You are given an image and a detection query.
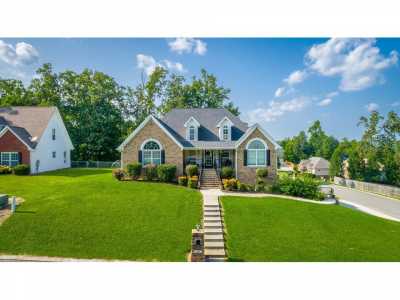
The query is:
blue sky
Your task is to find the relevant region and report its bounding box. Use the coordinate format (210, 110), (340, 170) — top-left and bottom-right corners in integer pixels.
(0, 38), (399, 140)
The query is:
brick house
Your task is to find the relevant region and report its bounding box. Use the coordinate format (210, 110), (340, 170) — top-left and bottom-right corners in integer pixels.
(0, 106), (74, 173)
(118, 108), (280, 185)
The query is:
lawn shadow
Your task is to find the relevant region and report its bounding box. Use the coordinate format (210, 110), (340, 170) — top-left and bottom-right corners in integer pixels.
(15, 210), (36, 214)
(38, 168), (111, 178)
(227, 257), (245, 262)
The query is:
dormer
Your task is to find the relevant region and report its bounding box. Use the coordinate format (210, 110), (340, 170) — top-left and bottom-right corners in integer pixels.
(184, 116), (200, 141)
(216, 116), (233, 141)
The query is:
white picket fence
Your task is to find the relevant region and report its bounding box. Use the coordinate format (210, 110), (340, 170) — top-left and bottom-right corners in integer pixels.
(334, 176), (400, 199)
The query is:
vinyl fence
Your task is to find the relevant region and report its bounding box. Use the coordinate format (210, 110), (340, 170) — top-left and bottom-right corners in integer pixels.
(72, 161), (120, 169)
(334, 176), (400, 199)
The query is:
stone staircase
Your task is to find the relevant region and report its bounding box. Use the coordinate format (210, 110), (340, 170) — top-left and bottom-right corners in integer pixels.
(203, 192), (226, 262)
(200, 168), (221, 189)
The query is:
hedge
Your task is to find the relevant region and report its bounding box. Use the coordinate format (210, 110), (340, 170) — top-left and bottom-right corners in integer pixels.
(157, 164), (177, 182)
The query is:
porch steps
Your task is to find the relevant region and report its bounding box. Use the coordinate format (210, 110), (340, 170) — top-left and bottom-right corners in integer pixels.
(200, 169), (221, 189)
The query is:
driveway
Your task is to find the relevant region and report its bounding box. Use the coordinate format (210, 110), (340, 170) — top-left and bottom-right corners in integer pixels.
(330, 185), (400, 221)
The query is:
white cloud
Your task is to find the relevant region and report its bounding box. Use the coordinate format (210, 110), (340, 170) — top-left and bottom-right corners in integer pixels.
(136, 54), (157, 75)
(162, 60), (186, 73)
(284, 69), (308, 85)
(317, 98), (332, 106)
(306, 38), (398, 91)
(326, 91), (339, 98)
(366, 102), (379, 112)
(136, 54), (185, 75)
(0, 40), (39, 66)
(246, 97), (309, 123)
(168, 38), (207, 55)
(391, 101), (400, 107)
(274, 87), (285, 97)
(194, 39), (207, 55)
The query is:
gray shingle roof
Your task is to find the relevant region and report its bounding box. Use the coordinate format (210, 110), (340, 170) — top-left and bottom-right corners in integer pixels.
(0, 106), (57, 149)
(160, 108), (248, 148)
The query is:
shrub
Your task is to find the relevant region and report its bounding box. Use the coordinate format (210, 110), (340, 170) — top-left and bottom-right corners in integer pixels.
(0, 165), (12, 175)
(220, 166), (234, 179)
(256, 167), (268, 178)
(223, 178), (239, 191)
(157, 164), (177, 182)
(238, 182), (251, 192)
(275, 176), (323, 200)
(13, 164), (30, 175)
(185, 164), (198, 177)
(127, 163), (142, 179)
(112, 168), (125, 181)
(255, 182), (265, 192)
(188, 176), (198, 188)
(143, 164), (158, 181)
(178, 176), (188, 186)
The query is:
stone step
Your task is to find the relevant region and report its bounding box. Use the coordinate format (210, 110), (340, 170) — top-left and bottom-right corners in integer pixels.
(204, 234), (224, 242)
(204, 212), (221, 217)
(205, 248), (225, 257)
(204, 216), (221, 222)
(203, 221), (223, 229)
(204, 241), (225, 249)
(204, 208), (220, 212)
(204, 228), (223, 235)
(206, 257), (226, 262)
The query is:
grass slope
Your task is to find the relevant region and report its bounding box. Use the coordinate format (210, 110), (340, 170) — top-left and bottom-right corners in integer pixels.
(221, 196), (400, 262)
(0, 168), (201, 261)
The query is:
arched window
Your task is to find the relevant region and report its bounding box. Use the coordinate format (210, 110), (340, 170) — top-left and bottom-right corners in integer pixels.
(142, 140), (162, 165)
(223, 125), (229, 140)
(189, 126), (195, 141)
(246, 139), (266, 166)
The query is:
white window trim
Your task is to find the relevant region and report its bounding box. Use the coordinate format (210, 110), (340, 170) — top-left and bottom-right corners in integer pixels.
(141, 138), (163, 165)
(217, 118), (232, 141)
(245, 138), (268, 168)
(222, 125), (229, 140)
(189, 126), (196, 141)
(0, 152), (19, 167)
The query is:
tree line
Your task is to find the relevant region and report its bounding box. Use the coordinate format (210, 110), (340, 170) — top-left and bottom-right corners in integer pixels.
(280, 111), (400, 187)
(0, 64), (239, 161)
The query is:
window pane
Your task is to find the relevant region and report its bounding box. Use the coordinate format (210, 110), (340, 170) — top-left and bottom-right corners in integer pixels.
(257, 150), (266, 165)
(247, 150), (257, 165)
(152, 151), (161, 159)
(153, 158), (161, 165)
(143, 151), (151, 165)
(248, 140), (265, 149)
(144, 141), (159, 150)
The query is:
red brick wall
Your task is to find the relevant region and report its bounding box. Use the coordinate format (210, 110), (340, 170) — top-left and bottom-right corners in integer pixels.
(0, 130), (30, 165)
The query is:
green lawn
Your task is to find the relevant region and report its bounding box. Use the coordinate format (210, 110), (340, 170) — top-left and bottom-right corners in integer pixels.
(0, 168), (202, 261)
(221, 196), (400, 262)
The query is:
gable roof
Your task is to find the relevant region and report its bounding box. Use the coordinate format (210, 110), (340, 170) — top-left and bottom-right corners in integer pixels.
(299, 157), (330, 170)
(161, 108), (248, 142)
(235, 123), (281, 149)
(117, 115), (184, 151)
(0, 106), (58, 149)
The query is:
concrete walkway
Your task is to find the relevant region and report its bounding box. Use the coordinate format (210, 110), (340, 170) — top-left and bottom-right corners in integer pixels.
(200, 189), (226, 262)
(331, 185), (400, 222)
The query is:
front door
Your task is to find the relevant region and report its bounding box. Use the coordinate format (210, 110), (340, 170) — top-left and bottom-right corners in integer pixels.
(204, 150), (213, 168)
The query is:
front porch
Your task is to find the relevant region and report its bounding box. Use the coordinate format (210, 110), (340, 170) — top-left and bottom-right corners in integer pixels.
(183, 149), (235, 172)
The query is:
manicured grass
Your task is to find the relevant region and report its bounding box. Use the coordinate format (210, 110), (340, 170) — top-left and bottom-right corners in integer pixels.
(221, 196), (400, 262)
(0, 169), (202, 261)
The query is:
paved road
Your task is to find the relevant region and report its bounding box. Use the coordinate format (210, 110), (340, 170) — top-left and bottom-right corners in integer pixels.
(330, 185), (400, 220)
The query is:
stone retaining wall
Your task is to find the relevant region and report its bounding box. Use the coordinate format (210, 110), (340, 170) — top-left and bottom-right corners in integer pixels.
(334, 176), (400, 199)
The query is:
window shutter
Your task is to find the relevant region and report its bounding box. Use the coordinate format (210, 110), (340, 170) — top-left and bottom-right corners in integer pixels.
(19, 152), (23, 164)
(161, 150), (165, 164)
(243, 150), (247, 166)
(267, 150), (271, 166)
(138, 150), (142, 163)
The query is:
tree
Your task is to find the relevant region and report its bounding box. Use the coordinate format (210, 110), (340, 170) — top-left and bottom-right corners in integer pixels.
(0, 79), (32, 106)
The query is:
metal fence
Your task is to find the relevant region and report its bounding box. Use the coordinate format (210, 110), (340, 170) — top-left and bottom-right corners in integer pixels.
(334, 176), (400, 199)
(72, 161), (120, 169)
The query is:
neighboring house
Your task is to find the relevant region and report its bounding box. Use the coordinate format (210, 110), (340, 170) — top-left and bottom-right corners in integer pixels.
(279, 160), (294, 172)
(0, 106), (74, 174)
(298, 156), (330, 177)
(118, 108), (280, 184)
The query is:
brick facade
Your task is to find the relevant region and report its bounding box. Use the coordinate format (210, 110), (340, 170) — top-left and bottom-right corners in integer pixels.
(0, 130), (30, 165)
(121, 119), (184, 176)
(236, 128), (277, 184)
